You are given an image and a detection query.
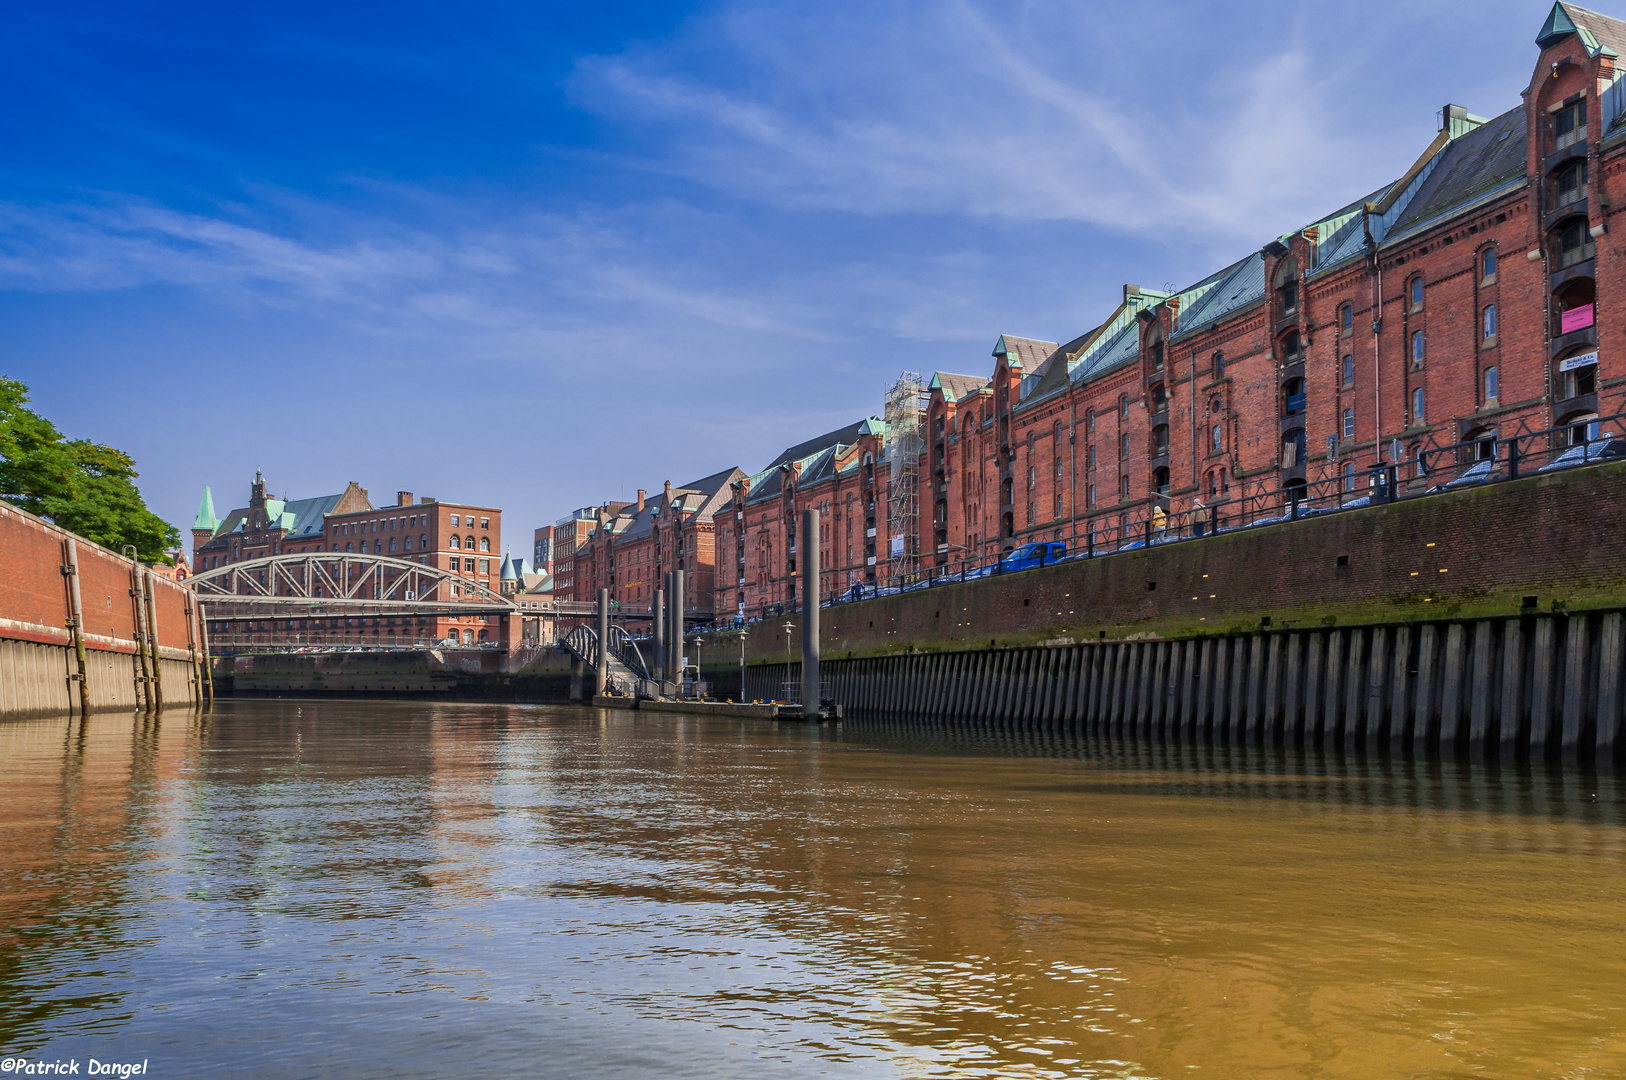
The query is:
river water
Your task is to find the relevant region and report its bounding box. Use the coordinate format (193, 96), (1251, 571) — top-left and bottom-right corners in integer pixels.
(2, 701), (1625, 1078)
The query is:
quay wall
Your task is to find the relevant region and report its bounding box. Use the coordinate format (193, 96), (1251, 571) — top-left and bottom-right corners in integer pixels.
(1, 500), (205, 718)
(213, 647), (573, 701)
(746, 609), (1626, 764)
(716, 461), (1626, 664)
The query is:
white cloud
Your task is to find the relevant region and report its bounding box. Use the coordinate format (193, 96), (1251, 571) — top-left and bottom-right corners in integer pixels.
(572, 0), (1510, 245)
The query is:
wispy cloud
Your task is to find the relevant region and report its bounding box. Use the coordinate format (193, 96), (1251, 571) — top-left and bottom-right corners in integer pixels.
(572, 0), (1483, 244)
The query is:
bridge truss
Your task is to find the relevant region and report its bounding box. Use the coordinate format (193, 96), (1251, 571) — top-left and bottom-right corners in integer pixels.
(187, 552), (518, 652)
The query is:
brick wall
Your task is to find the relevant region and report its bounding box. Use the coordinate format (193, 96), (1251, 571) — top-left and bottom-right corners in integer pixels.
(711, 460), (1626, 665)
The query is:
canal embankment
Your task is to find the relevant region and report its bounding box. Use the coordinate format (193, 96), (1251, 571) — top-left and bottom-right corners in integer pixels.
(1, 499), (205, 717)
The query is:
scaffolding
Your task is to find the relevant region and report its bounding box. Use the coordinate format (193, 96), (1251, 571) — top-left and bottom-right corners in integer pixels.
(884, 371), (926, 582)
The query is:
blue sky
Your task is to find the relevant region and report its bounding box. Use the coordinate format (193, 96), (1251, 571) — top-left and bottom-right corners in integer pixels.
(0, 0), (1547, 549)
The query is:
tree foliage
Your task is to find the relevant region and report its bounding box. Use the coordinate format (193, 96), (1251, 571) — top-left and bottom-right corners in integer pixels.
(0, 377), (179, 562)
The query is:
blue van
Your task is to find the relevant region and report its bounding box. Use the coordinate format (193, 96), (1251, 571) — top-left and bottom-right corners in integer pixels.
(995, 541), (1066, 573)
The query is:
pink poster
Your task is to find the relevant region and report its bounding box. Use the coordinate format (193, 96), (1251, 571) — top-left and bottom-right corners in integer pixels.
(1561, 304), (1595, 334)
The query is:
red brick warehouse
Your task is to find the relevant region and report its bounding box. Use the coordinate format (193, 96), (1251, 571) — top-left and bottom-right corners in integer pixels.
(921, 2), (1626, 566)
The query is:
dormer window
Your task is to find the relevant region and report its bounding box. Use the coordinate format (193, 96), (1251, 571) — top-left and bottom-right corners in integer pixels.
(1554, 98), (1587, 152)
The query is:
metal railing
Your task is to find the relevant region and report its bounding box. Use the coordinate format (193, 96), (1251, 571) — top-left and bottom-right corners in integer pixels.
(715, 399), (1626, 625)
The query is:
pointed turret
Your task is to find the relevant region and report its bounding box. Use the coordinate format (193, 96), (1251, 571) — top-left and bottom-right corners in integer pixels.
(193, 486), (219, 533)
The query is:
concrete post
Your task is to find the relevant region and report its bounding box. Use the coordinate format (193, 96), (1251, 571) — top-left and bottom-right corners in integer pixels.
(670, 569), (685, 686)
(596, 588), (610, 697)
(801, 508), (820, 716)
(62, 539), (92, 718)
(652, 587), (665, 685)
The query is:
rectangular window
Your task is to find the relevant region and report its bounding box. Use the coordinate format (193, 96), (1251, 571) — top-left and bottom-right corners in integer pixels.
(1120, 433), (1130, 459)
(480, 559), (490, 573)
(1343, 408), (1355, 440)
(1412, 386), (1426, 424)
(1411, 330), (1425, 366)
(1054, 492), (1064, 517)
(1483, 304), (1498, 340)
(481, 517), (490, 529)
(1483, 248), (1496, 279)
(451, 515), (461, 527)
(1485, 366), (1499, 402)
(1344, 462), (1358, 493)
(1343, 354), (1354, 387)
(1087, 445), (1096, 469)
(1028, 466), (1036, 489)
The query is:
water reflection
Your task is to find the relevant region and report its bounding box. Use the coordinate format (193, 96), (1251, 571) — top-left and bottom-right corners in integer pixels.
(0, 702), (1622, 1078)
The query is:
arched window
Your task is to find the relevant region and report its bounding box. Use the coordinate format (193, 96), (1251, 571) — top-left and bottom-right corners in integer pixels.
(1409, 276), (1424, 310)
(1483, 305), (1498, 340)
(1339, 304), (1352, 335)
(1411, 386), (1426, 424)
(450, 535), (461, 549)
(1482, 248), (1497, 280)
(1086, 408), (1095, 432)
(1119, 475), (1130, 500)
(1213, 351), (1225, 377)
(405, 536), (413, 551)
(1119, 394), (1130, 418)
(480, 537), (490, 552)
(465, 535), (476, 549)
(374, 539), (383, 553)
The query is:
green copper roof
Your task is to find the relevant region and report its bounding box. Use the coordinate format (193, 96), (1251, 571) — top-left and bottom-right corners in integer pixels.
(1538, 3), (1613, 56)
(1539, 3), (1581, 47)
(193, 486), (219, 532)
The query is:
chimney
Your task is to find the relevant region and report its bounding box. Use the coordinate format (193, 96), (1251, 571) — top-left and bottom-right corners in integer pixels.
(397, 491), (414, 507)
(637, 489), (646, 512)
(663, 480), (672, 505)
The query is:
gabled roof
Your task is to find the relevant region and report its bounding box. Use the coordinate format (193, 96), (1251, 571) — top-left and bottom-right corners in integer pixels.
(929, 372), (990, 402)
(763, 419), (875, 472)
(1540, 3), (1626, 56)
(992, 335), (1058, 370)
(1171, 255), (1265, 341)
(1383, 105), (1527, 243)
(680, 466), (745, 498)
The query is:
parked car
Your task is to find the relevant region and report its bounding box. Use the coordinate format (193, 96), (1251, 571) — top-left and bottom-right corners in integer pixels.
(994, 542), (1066, 573)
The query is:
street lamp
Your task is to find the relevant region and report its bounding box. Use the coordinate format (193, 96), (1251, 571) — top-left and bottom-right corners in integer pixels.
(783, 622), (794, 700)
(738, 628), (747, 701)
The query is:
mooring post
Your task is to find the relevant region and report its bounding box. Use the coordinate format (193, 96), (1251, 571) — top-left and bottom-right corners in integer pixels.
(127, 552), (152, 713)
(670, 569), (685, 687)
(62, 539), (92, 718)
(596, 588), (609, 697)
(652, 587), (666, 689)
(143, 568), (164, 714)
(196, 601), (215, 710)
(801, 508), (821, 718)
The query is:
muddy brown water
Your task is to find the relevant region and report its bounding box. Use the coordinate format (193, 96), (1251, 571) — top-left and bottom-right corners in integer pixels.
(1, 700), (1622, 1077)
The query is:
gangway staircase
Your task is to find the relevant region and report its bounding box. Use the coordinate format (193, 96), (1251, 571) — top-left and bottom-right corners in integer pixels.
(560, 624), (654, 698)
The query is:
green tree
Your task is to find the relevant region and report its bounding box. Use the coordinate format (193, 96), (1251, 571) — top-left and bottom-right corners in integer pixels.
(0, 377), (179, 562)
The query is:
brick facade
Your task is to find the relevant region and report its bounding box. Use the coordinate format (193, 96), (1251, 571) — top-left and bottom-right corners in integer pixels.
(549, 4), (1626, 627)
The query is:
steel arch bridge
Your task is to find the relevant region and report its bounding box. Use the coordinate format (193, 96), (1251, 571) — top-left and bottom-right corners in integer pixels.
(186, 553), (520, 653)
